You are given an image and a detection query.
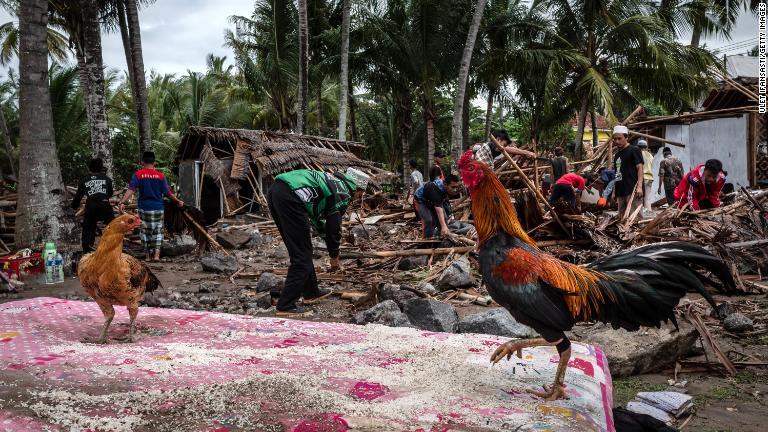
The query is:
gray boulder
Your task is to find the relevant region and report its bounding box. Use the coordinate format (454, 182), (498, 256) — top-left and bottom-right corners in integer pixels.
(723, 313), (754, 333)
(378, 284), (419, 309)
(197, 281), (220, 293)
(349, 225), (371, 242)
(216, 229), (252, 249)
(458, 309), (537, 338)
(403, 298), (458, 333)
(415, 282), (438, 296)
(256, 272), (285, 293)
(270, 243), (289, 259)
(352, 300), (411, 327)
(200, 253), (239, 273)
(397, 255), (428, 270)
(245, 232), (273, 248)
(161, 235), (196, 257)
(436, 256), (475, 290)
(571, 322), (698, 378)
(710, 302), (735, 319)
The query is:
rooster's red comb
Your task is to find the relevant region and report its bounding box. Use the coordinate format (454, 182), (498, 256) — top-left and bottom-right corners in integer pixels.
(458, 149), (475, 170)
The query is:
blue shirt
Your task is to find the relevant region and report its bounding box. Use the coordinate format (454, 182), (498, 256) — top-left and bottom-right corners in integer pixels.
(414, 178), (444, 204)
(129, 168), (173, 211)
(600, 169), (616, 184)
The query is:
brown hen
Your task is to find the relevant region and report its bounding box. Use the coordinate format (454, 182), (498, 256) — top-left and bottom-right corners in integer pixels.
(78, 214), (161, 343)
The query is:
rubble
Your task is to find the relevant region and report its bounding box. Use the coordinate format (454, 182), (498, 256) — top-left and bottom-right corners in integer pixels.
(436, 256), (475, 290)
(216, 229), (252, 249)
(403, 298), (458, 333)
(200, 253), (239, 273)
(723, 313), (754, 333)
(161, 235), (197, 257)
(378, 284), (419, 309)
(255, 272), (285, 293)
(351, 300), (412, 327)
(458, 308), (537, 339)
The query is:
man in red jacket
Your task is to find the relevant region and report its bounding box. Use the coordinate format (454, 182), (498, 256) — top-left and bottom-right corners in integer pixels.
(674, 159), (726, 210)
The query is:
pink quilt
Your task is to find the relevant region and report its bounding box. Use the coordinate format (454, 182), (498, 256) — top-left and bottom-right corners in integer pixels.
(0, 298), (614, 431)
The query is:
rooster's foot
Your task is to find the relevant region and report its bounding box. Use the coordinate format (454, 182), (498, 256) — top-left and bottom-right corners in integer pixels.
(526, 383), (568, 401)
(490, 341), (525, 364)
(81, 336), (108, 344)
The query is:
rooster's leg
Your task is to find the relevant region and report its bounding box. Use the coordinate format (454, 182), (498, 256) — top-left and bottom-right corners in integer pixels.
(83, 303), (114, 344)
(116, 306), (139, 342)
(490, 338), (550, 363)
(526, 339), (570, 401)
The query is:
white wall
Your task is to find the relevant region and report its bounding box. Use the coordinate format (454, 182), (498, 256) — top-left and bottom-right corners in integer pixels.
(663, 116), (749, 190)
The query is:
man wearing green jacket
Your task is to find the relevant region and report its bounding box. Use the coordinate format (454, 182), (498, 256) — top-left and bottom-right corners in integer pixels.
(267, 167), (370, 315)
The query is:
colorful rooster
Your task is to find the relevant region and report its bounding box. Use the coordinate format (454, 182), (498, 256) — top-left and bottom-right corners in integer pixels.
(458, 150), (735, 400)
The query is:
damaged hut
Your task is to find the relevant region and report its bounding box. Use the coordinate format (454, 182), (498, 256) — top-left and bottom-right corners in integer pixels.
(175, 127), (390, 223)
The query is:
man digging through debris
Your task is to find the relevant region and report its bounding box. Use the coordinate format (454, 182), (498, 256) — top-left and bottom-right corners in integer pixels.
(267, 167), (369, 316)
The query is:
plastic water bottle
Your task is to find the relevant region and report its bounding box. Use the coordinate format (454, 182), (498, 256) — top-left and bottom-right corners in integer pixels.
(43, 242), (56, 285)
(55, 253), (64, 284)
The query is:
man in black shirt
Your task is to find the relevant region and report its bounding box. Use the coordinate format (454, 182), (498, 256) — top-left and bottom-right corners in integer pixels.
(611, 126), (644, 220)
(71, 158), (115, 252)
(550, 146), (568, 182)
(413, 174), (461, 238)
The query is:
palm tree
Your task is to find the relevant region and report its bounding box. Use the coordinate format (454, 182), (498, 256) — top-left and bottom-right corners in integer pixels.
(296, 0), (309, 134)
(123, 0), (152, 156)
(227, 0), (298, 131)
(0, 21), (69, 66)
(16, 0), (74, 248)
(337, 0), (351, 140)
(450, 0), (487, 162)
(80, 0), (112, 175)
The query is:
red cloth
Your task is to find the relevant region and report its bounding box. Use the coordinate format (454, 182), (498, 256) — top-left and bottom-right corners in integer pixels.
(555, 173), (586, 191)
(674, 164), (725, 210)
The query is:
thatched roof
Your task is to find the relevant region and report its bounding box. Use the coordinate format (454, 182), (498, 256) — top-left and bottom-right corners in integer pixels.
(177, 127), (376, 177)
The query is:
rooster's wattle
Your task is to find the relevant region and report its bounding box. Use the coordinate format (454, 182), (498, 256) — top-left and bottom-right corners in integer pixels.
(458, 150), (735, 400)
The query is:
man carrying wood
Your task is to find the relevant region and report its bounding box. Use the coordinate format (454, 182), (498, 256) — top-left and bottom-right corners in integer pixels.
(267, 168), (369, 315)
(71, 158), (114, 253)
(118, 151), (185, 262)
(413, 174), (461, 238)
(611, 125), (644, 220)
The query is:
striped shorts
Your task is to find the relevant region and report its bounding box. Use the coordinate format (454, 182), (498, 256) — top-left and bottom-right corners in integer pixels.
(137, 209), (164, 252)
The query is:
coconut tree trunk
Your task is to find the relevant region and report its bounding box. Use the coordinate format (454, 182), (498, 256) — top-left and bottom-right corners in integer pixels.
(348, 90), (358, 142)
(297, 0), (309, 134)
(337, 0), (351, 140)
(16, 0), (75, 248)
(125, 0), (152, 155)
(81, 0), (112, 176)
(398, 92), (412, 184)
(574, 95), (589, 160)
(590, 108), (598, 152)
(0, 107), (16, 178)
(75, 47), (93, 123)
(116, 0), (139, 137)
(425, 107), (436, 174)
(484, 87), (494, 139)
(450, 0), (487, 163)
(690, 27), (701, 47)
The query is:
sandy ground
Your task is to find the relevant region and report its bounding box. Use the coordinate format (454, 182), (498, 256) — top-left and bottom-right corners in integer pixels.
(2, 254), (767, 431)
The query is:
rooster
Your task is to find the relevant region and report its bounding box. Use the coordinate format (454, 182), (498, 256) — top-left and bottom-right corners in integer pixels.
(78, 214), (161, 343)
(458, 150), (735, 400)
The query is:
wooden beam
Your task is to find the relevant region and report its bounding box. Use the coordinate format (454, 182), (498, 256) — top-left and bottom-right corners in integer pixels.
(629, 130), (685, 148)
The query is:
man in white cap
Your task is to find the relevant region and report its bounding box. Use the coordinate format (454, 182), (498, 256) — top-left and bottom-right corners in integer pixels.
(611, 125), (644, 220)
(636, 139), (655, 212)
(267, 167), (369, 315)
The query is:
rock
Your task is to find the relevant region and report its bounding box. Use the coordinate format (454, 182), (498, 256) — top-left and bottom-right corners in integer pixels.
(710, 302), (735, 319)
(397, 255), (428, 270)
(571, 322), (698, 378)
(197, 281), (220, 293)
(216, 229), (252, 249)
(270, 243), (289, 259)
(200, 253), (239, 273)
(458, 309), (537, 339)
(403, 298), (458, 333)
(256, 272), (285, 293)
(352, 300), (412, 327)
(199, 295), (217, 306)
(349, 225), (371, 241)
(312, 238), (325, 258)
(161, 235), (196, 257)
(245, 231), (273, 248)
(436, 256), (475, 290)
(723, 313), (754, 333)
(142, 292), (162, 307)
(415, 282), (438, 296)
(378, 284), (419, 309)
(379, 223), (397, 235)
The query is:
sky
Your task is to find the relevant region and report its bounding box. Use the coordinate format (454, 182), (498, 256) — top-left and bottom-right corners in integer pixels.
(0, 1), (760, 77)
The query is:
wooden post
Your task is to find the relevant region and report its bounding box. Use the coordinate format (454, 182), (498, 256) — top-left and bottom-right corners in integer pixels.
(489, 135), (570, 236)
(532, 137), (539, 190)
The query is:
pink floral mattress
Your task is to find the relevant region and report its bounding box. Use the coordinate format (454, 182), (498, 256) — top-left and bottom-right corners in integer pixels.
(0, 298), (614, 431)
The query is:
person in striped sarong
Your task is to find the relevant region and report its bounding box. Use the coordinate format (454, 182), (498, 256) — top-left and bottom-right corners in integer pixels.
(118, 152), (184, 262)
